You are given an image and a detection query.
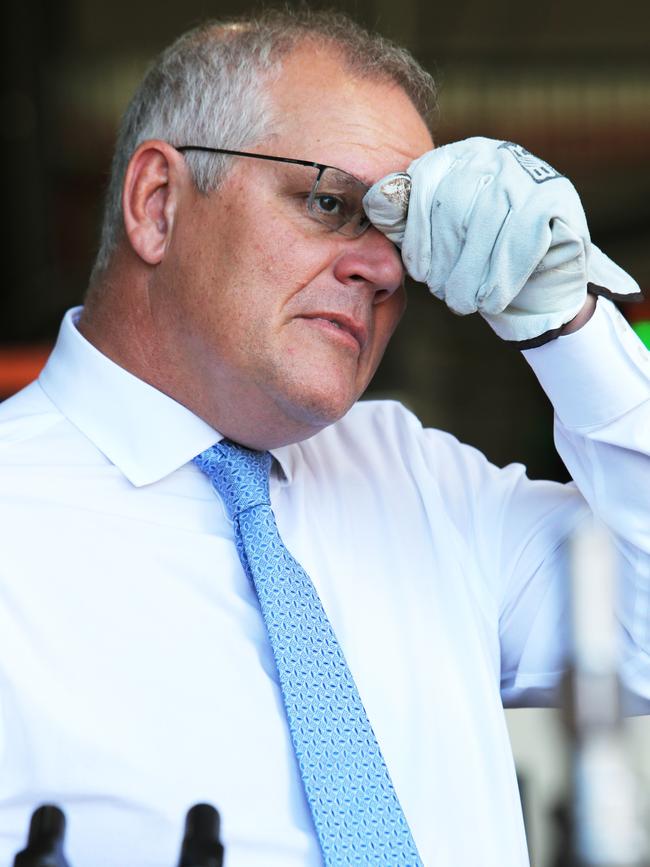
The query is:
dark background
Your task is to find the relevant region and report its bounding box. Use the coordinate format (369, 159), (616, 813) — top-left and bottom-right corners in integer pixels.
(2, 0), (649, 479)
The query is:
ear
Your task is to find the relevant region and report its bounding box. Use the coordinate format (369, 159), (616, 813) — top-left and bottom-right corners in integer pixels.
(122, 140), (187, 265)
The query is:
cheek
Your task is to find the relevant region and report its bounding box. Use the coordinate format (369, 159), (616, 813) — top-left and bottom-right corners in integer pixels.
(375, 288), (407, 346)
(254, 228), (340, 303)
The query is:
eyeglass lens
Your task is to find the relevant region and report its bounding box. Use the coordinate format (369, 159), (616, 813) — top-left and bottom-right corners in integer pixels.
(308, 167), (370, 237)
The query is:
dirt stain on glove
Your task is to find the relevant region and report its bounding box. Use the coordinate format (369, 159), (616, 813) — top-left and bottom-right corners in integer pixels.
(378, 173), (411, 214)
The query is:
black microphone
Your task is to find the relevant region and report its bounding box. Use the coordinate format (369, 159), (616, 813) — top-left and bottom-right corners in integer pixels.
(176, 803), (224, 867)
(12, 805), (72, 867)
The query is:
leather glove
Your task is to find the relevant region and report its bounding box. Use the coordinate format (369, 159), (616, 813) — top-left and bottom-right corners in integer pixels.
(363, 137), (643, 347)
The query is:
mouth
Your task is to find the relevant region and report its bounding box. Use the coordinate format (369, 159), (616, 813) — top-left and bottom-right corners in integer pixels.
(298, 313), (368, 352)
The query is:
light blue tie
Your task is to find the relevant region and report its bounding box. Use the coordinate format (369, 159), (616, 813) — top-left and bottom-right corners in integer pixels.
(194, 440), (422, 866)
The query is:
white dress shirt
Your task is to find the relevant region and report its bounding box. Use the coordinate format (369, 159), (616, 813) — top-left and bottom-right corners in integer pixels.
(0, 300), (648, 867)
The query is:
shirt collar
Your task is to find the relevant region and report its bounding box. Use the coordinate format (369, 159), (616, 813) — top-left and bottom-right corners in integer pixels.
(39, 307), (293, 487)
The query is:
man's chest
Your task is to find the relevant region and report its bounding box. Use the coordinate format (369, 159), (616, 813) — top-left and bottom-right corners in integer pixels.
(0, 470), (523, 866)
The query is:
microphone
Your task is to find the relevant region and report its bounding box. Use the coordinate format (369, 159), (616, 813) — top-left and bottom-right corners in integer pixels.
(12, 805), (72, 867)
(176, 803), (224, 867)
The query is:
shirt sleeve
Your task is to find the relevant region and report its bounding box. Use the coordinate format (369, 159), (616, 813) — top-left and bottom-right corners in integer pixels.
(503, 297), (650, 708)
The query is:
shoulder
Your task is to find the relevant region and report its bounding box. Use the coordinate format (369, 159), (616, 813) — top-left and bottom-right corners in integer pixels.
(308, 397), (483, 462)
(0, 380), (102, 474)
(295, 398), (570, 520)
(295, 397), (489, 487)
(0, 382), (63, 457)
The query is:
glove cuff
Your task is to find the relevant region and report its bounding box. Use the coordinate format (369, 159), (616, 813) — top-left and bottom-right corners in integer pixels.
(504, 322), (577, 351)
(504, 282), (646, 351)
(587, 281), (645, 305)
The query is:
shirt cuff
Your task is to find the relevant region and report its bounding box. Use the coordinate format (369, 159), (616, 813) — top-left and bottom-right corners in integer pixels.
(522, 298), (650, 430)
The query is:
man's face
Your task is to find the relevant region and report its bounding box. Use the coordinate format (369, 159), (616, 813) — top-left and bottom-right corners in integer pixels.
(159, 46), (433, 447)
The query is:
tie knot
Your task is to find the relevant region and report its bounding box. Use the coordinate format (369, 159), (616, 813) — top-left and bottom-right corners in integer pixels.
(194, 441), (272, 520)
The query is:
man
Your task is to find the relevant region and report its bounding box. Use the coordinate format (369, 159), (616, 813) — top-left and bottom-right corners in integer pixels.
(0, 9), (648, 867)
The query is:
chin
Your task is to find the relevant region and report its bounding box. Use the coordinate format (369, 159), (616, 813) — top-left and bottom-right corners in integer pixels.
(275, 377), (360, 434)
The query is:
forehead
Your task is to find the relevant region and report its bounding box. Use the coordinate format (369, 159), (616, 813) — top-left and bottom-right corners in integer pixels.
(262, 45), (433, 184)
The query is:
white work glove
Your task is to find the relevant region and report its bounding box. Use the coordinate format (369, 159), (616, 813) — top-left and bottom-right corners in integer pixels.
(363, 137), (642, 347)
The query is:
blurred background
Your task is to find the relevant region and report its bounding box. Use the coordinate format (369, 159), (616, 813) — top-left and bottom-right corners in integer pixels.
(1, 0), (649, 863)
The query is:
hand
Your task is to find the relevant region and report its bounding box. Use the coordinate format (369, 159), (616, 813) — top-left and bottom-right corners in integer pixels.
(363, 137), (642, 347)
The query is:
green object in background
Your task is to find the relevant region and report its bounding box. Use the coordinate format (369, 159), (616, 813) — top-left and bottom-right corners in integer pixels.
(632, 320), (650, 349)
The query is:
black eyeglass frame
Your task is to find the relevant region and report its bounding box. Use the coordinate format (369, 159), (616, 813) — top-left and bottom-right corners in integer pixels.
(175, 145), (371, 237)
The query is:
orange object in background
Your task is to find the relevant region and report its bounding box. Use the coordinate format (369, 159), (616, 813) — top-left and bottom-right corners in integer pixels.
(0, 345), (52, 399)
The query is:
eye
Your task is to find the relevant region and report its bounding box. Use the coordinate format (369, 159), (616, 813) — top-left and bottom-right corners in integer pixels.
(312, 194), (344, 216)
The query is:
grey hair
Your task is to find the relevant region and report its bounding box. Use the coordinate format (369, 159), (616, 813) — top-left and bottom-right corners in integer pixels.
(90, 7), (437, 278)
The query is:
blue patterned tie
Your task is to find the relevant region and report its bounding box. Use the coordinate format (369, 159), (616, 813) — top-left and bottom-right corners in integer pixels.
(194, 440), (422, 866)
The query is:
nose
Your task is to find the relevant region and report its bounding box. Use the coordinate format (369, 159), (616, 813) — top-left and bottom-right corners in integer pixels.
(331, 227), (405, 303)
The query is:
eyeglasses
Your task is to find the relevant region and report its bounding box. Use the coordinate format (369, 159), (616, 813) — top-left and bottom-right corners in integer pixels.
(175, 146), (372, 237)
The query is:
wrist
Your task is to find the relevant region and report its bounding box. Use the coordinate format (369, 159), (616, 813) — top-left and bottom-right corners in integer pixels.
(559, 293), (597, 335)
